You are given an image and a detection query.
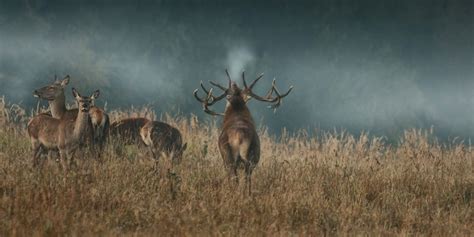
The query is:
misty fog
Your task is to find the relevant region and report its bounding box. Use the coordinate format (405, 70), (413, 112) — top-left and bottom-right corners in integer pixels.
(0, 0), (473, 139)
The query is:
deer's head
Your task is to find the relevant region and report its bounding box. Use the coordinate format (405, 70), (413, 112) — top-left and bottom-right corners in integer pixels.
(33, 75), (70, 101)
(72, 88), (99, 113)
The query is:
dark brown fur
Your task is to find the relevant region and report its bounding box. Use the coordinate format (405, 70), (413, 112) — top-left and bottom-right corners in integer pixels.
(110, 117), (150, 145)
(140, 121), (187, 163)
(219, 83), (260, 194)
(194, 70), (292, 195)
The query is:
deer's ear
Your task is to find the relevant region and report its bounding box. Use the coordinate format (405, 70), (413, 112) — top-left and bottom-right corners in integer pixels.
(72, 88), (80, 98)
(91, 90), (100, 100)
(61, 75), (70, 87)
(244, 94), (252, 103)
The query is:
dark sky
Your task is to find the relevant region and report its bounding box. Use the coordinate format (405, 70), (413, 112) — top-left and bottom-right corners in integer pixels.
(0, 0), (473, 139)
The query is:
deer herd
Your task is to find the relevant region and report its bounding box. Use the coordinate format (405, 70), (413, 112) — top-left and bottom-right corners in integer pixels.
(27, 70), (292, 194)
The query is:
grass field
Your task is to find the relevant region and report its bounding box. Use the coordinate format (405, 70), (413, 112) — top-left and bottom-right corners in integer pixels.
(0, 101), (472, 236)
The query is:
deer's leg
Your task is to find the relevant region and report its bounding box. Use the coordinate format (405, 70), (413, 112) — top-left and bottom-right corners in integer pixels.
(47, 150), (60, 164)
(244, 162), (254, 196)
(221, 145), (239, 185)
(59, 149), (68, 172)
(91, 142), (103, 163)
(68, 148), (78, 169)
(150, 146), (160, 161)
(31, 140), (43, 168)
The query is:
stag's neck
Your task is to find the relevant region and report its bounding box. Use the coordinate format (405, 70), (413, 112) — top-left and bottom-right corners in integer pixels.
(224, 102), (252, 121)
(49, 91), (67, 118)
(73, 109), (90, 138)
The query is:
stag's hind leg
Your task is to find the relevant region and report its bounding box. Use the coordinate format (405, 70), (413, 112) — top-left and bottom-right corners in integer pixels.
(244, 162), (256, 195)
(220, 144), (239, 185)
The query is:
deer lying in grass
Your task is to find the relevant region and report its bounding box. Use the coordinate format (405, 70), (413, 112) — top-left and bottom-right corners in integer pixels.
(140, 120), (187, 164)
(33, 75), (109, 151)
(194, 70), (292, 194)
(28, 88), (99, 169)
(109, 117), (150, 145)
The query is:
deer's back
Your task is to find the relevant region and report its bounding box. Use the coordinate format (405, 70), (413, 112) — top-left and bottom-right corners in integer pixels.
(110, 117), (150, 144)
(220, 114), (260, 164)
(89, 107), (108, 128)
(140, 121), (183, 152)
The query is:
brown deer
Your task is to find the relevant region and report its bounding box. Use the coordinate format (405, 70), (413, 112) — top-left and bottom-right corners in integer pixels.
(28, 88), (99, 169)
(140, 120), (187, 164)
(33, 75), (109, 150)
(194, 70), (292, 194)
(109, 117), (150, 145)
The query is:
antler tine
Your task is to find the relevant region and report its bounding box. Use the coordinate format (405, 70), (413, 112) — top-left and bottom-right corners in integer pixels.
(209, 80), (228, 91)
(267, 79), (294, 111)
(263, 78), (276, 98)
(249, 73), (264, 89)
(193, 83), (226, 116)
(225, 69), (232, 87)
(271, 78), (294, 98)
(200, 81), (210, 95)
(242, 71), (248, 88)
(193, 89), (205, 103)
(280, 85), (294, 97)
(246, 77), (293, 112)
(204, 88), (225, 116)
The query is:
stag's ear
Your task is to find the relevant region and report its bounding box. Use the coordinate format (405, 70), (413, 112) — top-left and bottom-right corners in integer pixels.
(61, 75), (70, 87)
(91, 90), (100, 100)
(244, 94), (252, 103)
(72, 88), (80, 98)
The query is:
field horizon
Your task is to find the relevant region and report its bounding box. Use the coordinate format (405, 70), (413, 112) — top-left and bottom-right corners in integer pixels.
(0, 99), (473, 236)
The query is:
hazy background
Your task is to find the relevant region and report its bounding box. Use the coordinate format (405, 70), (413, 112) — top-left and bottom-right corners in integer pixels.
(0, 0), (473, 140)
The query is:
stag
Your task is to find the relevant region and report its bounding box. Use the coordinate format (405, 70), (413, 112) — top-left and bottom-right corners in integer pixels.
(140, 120), (187, 164)
(33, 75), (109, 151)
(194, 70), (292, 194)
(28, 88), (99, 169)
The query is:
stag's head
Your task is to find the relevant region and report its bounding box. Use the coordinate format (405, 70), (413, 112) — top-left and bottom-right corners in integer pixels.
(33, 75), (70, 101)
(72, 88), (99, 113)
(194, 69), (293, 116)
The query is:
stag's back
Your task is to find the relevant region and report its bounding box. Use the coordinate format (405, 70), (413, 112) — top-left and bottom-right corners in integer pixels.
(220, 106), (260, 165)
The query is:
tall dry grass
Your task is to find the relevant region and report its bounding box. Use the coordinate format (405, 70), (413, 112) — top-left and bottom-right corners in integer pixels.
(0, 101), (472, 236)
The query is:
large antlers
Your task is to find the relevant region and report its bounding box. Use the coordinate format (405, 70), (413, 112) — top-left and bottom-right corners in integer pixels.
(210, 69), (232, 91)
(193, 81), (226, 116)
(194, 69), (293, 115)
(242, 71), (293, 111)
(194, 69), (232, 116)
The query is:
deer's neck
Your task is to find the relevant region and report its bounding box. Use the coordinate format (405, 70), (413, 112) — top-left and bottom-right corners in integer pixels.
(73, 109), (90, 138)
(49, 91), (67, 118)
(224, 102), (252, 121)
